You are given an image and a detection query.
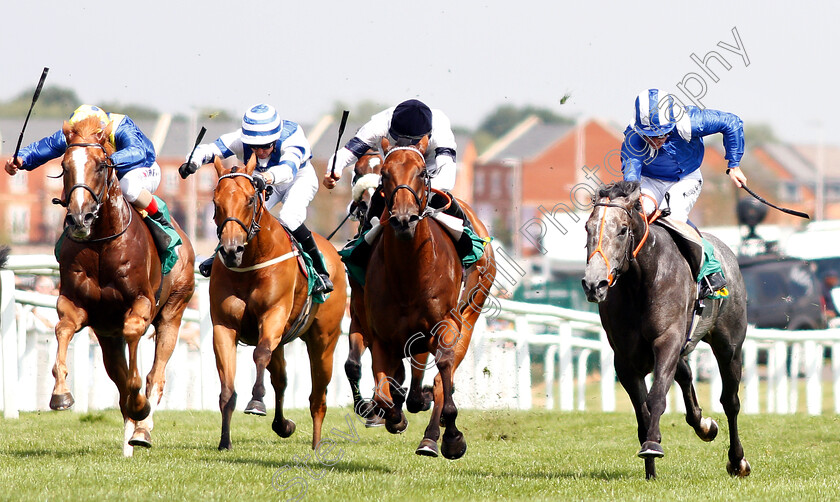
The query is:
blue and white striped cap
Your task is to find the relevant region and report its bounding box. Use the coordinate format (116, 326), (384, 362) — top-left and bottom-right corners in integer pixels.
(241, 104), (282, 145)
(633, 89), (677, 137)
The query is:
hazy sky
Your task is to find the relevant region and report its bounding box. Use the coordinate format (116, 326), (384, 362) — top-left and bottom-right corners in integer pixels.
(3, 1), (838, 146)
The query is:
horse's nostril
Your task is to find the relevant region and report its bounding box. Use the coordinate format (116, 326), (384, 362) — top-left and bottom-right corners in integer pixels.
(64, 215), (75, 227)
(235, 245), (245, 255)
(83, 213), (95, 226)
(597, 279), (609, 290)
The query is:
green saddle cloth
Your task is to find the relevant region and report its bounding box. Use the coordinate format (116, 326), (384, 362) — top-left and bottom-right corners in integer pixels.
(697, 238), (726, 299)
(294, 240), (328, 304)
(54, 196), (182, 275)
(338, 224), (489, 286)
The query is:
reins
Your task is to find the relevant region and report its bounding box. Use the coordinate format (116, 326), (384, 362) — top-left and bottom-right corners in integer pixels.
(54, 141), (133, 243)
(216, 171), (266, 243)
(215, 170), (300, 272)
(588, 193), (661, 285)
(380, 146), (434, 224)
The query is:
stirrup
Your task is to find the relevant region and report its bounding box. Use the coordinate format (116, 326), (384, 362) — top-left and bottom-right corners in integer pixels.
(313, 274), (334, 294)
(198, 256), (214, 278)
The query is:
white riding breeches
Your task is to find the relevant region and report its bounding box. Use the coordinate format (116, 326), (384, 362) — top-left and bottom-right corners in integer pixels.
(265, 161), (319, 230)
(119, 163), (161, 203)
(639, 169), (703, 222)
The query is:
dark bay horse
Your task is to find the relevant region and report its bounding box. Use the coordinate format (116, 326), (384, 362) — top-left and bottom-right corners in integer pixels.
(362, 137), (496, 459)
(209, 155), (346, 451)
(581, 181), (750, 479)
(51, 117), (195, 456)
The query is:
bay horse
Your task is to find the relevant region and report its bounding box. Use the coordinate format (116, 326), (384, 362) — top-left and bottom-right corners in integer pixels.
(362, 136), (496, 459)
(581, 181), (750, 479)
(209, 155), (346, 451)
(51, 116), (195, 456)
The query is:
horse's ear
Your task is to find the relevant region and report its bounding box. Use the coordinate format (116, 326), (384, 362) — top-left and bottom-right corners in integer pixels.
(416, 135), (429, 155)
(100, 121), (114, 145)
(381, 137), (391, 153)
(213, 155), (225, 178)
(61, 121), (72, 141)
(245, 153), (257, 175)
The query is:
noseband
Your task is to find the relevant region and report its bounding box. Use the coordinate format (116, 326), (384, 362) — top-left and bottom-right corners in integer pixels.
(587, 195), (659, 285)
(215, 171), (267, 242)
(52, 142), (115, 212)
(381, 146), (431, 222)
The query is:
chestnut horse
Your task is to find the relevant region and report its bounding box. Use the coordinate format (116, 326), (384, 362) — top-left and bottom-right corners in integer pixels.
(581, 181), (750, 479)
(209, 155), (346, 451)
(362, 137), (496, 459)
(51, 117), (195, 456)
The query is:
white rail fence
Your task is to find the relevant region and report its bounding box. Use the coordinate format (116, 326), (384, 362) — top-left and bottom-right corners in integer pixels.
(2, 255), (839, 419)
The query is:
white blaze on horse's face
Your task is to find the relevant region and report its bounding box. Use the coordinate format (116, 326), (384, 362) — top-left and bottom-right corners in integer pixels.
(582, 199), (634, 302)
(69, 148), (92, 213)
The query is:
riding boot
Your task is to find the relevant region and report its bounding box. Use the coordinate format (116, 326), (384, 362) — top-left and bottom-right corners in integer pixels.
(145, 211), (172, 255)
(687, 220), (728, 298)
(292, 225), (334, 295)
(198, 255), (214, 278)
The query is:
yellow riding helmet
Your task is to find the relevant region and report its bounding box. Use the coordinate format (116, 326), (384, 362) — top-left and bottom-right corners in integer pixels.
(68, 105), (109, 128)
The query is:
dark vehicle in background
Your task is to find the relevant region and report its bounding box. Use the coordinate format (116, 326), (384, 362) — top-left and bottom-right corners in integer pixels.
(738, 255), (827, 330)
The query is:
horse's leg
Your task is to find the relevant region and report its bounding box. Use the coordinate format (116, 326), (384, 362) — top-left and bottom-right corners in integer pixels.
(406, 352), (432, 414)
(370, 341), (405, 432)
(637, 336), (682, 476)
(123, 297), (155, 421)
(50, 296), (85, 410)
(214, 324), (238, 450)
(267, 345), (296, 439)
(709, 334), (751, 477)
(246, 309), (288, 416)
(674, 357), (718, 442)
(96, 335), (134, 457)
(130, 314), (182, 449)
(436, 321), (472, 460)
(303, 325), (339, 449)
(346, 324), (378, 421)
(614, 358), (656, 479)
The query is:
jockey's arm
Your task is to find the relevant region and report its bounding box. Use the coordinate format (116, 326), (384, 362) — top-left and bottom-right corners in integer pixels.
(190, 131), (240, 166)
(324, 109), (391, 188)
(11, 130), (67, 172)
(110, 124), (151, 168)
(690, 108), (745, 173)
(267, 130), (310, 185)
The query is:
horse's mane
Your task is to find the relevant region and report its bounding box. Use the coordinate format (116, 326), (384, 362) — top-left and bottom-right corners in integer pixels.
(598, 180), (640, 200)
(69, 116), (105, 140)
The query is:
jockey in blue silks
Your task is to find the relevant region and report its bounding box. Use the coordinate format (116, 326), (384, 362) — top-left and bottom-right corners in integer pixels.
(620, 89), (747, 298)
(5, 104), (174, 250)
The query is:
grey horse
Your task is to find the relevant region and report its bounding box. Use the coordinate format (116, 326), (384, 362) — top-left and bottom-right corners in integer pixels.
(581, 180), (751, 480)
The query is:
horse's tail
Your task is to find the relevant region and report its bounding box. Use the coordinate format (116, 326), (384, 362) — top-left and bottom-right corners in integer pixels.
(0, 245), (9, 269)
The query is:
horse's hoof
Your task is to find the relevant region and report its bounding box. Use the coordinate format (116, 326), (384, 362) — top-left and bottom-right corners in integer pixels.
(697, 417), (719, 442)
(218, 440), (232, 451)
(638, 441), (664, 458)
(272, 418), (296, 438)
(441, 432), (467, 460)
(385, 414), (408, 434)
(49, 392), (74, 411)
(727, 458), (751, 477)
(365, 413), (385, 428)
(415, 438), (439, 457)
(128, 428), (152, 448)
(244, 399), (267, 416)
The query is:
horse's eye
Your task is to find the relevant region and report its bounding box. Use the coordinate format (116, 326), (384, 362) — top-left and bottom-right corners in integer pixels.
(248, 196), (255, 207)
(619, 226), (628, 236)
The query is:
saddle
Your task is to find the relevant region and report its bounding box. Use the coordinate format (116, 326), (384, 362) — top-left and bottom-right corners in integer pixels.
(653, 217), (704, 281)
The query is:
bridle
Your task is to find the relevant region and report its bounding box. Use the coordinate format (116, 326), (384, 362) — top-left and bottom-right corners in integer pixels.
(380, 146), (431, 223)
(587, 194), (660, 286)
(215, 171), (267, 243)
(52, 142), (132, 243)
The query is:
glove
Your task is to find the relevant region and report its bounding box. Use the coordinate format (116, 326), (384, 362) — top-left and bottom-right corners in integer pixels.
(179, 162), (198, 179)
(252, 173), (268, 193)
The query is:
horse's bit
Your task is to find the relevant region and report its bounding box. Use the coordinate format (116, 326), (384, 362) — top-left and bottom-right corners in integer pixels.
(215, 171), (267, 242)
(381, 146), (432, 222)
(51, 142), (135, 243)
